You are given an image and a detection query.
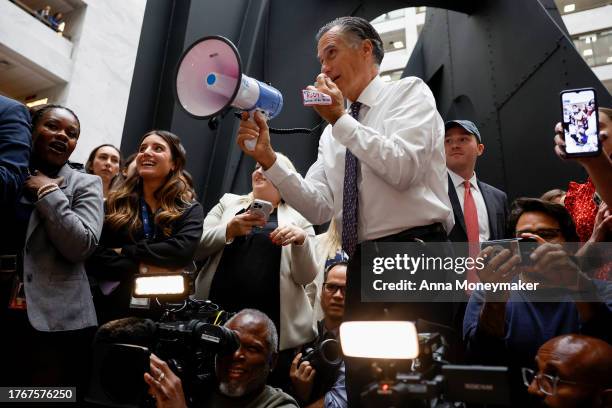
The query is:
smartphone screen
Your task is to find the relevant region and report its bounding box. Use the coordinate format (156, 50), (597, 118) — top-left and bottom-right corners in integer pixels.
(561, 88), (600, 157)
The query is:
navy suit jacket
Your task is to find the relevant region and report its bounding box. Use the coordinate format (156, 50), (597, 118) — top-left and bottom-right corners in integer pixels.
(447, 173), (509, 242)
(0, 95), (31, 207)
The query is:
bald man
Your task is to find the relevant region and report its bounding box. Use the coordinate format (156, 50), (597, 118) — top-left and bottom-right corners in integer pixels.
(526, 334), (612, 408)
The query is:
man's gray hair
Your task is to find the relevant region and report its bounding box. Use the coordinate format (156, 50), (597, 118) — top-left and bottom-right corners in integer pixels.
(316, 16), (384, 66)
(225, 309), (279, 354)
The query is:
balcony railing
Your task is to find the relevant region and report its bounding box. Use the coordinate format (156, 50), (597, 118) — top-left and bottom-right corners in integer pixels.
(8, 0), (70, 39)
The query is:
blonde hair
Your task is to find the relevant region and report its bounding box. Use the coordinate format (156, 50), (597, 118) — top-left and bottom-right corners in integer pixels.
(241, 152), (297, 206)
(319, 219), (341, 259)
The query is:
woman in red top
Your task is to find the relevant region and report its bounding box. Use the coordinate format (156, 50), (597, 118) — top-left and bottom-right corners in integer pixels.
(564, 107), (612, 280)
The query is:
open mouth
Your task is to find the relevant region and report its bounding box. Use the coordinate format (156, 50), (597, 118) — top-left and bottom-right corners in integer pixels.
(140, 160), (156, 167)
(331, 75), (340, 82)
(48, 141), (67, 154)
(228, 367), (246, 378)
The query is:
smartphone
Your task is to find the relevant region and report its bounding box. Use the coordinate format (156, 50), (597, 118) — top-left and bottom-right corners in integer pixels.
(248, 199), (273, 223)
(480, 237), (538, 266)
(560, 88), (600, 157)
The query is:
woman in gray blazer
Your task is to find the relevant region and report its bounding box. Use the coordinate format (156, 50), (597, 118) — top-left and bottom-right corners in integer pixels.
(3, 104), (104, 390)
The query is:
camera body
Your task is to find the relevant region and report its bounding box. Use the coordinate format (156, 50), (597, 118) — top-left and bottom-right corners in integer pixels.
(361, 333), (511, 407)
(299, 338), (342, 372)
(88, 300), (236, 408)
(154, 319), (239, 389)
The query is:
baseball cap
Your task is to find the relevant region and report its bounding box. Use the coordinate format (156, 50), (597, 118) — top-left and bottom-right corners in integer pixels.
(444, 120), (482, 143)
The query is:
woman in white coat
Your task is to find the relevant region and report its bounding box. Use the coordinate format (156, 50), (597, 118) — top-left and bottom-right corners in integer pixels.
(194, 153), (318, 386)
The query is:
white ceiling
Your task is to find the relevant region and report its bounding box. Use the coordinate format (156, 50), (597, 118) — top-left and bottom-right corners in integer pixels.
(0, 45), (59, 100)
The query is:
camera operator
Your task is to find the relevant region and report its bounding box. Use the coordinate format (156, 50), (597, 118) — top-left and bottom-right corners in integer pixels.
(144, 309), (298, 408)
(463, 198), (611, 403)
(290, 255), (348, 408)
(524, 334), (612, 408)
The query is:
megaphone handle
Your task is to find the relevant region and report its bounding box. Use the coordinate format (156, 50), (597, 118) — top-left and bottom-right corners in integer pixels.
(243, 110), (267, 151)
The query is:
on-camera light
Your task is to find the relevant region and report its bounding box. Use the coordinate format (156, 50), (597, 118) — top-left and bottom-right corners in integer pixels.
(340, 321), (419, 359)
(133, 273), (187, 298)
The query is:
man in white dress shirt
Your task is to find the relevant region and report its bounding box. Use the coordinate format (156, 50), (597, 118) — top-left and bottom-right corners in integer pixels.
(237, 16), (454, 403)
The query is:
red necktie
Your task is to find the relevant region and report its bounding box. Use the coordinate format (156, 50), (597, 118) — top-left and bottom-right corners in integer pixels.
(464, 180), (480, 288)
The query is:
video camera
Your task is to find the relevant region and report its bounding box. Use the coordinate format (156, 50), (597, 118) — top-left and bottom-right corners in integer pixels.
(87, 299), (237, 408)
(360, 332), (511, 407)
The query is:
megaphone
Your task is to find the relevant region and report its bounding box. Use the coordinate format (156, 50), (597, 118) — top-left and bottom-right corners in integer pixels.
(175, 36), (283, 149)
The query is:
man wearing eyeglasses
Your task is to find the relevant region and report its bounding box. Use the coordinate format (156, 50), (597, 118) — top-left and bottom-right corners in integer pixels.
(290, 256), (347, 407)
(463, 198), (612, 404)
(523, 334), (612, 408)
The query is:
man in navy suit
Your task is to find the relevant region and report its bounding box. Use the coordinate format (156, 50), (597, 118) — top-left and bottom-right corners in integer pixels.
(0, 95), (31, 323)
(0, 95), (31, 208)
(444, 120), (508, 242)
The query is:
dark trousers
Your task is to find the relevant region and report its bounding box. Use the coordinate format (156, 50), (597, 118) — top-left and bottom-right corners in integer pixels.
(343, 223), (459, 407)
(2, 310), (96, 402)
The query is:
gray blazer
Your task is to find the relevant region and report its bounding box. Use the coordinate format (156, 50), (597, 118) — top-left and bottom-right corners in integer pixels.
(22, 164), (104, 331)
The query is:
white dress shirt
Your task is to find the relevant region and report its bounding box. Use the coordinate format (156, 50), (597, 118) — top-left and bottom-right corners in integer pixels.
(265, 75), (454, 242)
(447, 169), (490, 242)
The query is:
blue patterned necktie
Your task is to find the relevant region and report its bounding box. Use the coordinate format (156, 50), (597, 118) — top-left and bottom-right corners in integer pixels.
(342, 102), (362, 258)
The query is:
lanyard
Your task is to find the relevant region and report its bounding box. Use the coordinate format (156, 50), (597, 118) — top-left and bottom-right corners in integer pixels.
(140, 198), (155, 240)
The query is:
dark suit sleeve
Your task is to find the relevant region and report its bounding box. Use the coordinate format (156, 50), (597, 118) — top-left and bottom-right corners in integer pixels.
(463, 290), (508, 364)
(0, 100), (31, 204)
(121, 202), (204, 268)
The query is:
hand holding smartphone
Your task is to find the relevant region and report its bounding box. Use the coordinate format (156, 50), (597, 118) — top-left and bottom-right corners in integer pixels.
(560, 88), (601, 157)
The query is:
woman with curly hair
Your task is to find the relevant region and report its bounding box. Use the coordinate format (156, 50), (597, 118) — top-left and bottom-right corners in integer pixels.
(86, 130), (203, 323)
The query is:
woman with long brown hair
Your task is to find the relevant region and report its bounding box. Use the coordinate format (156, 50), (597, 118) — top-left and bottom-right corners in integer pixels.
(86, 130), (203, 323)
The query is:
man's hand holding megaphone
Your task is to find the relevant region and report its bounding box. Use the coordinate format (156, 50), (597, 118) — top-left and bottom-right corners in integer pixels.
(237, 111), (277, 170)
(237, 73), (345, 169)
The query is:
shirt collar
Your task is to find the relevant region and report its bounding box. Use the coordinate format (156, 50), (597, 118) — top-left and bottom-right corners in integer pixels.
(448, 169), (479, 191)
(348, 75), (385, 109)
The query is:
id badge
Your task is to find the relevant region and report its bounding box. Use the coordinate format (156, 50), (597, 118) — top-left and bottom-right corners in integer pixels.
(8, 275), (27, 310)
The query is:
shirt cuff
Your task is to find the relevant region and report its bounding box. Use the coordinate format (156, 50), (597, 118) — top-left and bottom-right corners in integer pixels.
(264, 157), (292, 186)
(331, 113), (357, 146)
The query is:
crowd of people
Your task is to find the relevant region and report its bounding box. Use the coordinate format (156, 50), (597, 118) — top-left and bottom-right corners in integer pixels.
(35, 4), (66, 34)
(0, 15), (611, 408)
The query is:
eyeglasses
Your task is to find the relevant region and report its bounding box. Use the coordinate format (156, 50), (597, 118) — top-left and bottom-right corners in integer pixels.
(323, 283), (346, 295)
(516, 228), (562, 240)
(521, 368), (579, 396)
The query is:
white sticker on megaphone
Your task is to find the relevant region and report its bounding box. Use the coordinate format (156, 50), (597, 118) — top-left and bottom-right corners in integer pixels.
(302, 90), (332, 106)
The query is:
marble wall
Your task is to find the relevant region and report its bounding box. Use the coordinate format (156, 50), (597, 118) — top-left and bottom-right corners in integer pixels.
(64, 0), (147, 163)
